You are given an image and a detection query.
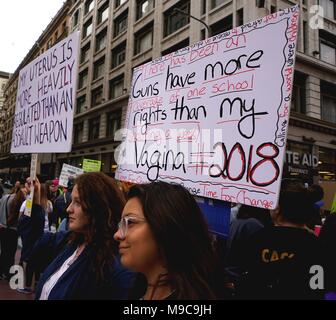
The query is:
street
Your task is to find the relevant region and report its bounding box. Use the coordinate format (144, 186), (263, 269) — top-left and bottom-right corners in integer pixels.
(0, 280), (33, 300)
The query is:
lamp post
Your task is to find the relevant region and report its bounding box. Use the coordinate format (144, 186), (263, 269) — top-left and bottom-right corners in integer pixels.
(173, 8), (211, 38)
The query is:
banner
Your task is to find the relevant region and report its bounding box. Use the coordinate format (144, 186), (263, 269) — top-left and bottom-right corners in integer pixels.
(83, 159), (102, 172)
(11, 31), (80, 153)
(116, 6), (299, 209)
(59, 163), (84, 188)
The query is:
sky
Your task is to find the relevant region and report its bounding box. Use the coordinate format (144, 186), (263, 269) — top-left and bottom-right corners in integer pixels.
(0, 0), (65, 73)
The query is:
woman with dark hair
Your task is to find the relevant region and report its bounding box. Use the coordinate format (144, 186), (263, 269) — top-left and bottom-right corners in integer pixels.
(114, 181), (220, 300)
(32, 172), (134, 300)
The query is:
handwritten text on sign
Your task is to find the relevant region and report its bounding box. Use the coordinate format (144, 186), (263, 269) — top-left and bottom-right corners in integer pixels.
(116, 7), (299, 209)
(11, 31), (80, 153)
(59, 163), (84, 188)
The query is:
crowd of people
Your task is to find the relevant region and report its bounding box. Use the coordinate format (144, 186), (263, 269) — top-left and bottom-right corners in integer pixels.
(0, 173), (335, 300)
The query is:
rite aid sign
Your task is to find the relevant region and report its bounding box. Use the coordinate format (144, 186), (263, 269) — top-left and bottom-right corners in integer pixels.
(285, 151), (319, 168)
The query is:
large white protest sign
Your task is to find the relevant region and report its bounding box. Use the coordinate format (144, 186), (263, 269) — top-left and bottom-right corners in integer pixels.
(11, 31), (80, 153)
(115, 6), (299, 209)
(59, 163), (84, 188)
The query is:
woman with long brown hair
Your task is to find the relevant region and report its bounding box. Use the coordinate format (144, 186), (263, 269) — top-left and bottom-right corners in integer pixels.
(114, 181), (221, 300)
(32, 172), (134, 300)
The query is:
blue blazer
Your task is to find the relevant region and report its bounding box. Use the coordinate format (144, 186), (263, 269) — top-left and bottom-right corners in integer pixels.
(35, 242), (135, 300)
(17, 204), (45, 262)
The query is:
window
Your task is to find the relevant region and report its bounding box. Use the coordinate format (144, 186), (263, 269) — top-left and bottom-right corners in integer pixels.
(85, 0), (94, 15)
(111, 42), (126, 68)
(81, 43), (90, 63)
(76, 95), (86, 114)
(83, 19), (93, 38)
(62, 21), (67, 34)
(91, 86), (104, 106)
(201, 0), (207, 15)
(318, 147), (336, 181)
(136, 0), (155, 20)
(162, 39), (190, 56)
(93, 57), (105, 80)
(109, 75), (124, 99)
(78, 69), (88, 89)
(321, 81), (336, 124)
(73, 9), (80, 27)
(74, 123), (84, 144)
(291, 72), (307, 114)
(115, 0), (127, 8)
(321, 42), (336, 64)
(210, 14), (232, 36)
(89, 117), (100, 140)
(164, 1), (190, 37)
(114, 11), (128, 37)
(97, 2), (109, 24)
(236, 8), (244, 27)
(106, 111), (121, 138)
(320, 30), (336, 64)
(284, 140), (314, 181)
(303, 21), (308, 53)
(47, 39), (53, 49)
(320, 0), (336, 20)
(134, 24), (153, 55)
(211, 0), (226, 9)
(96, 29), (107, 52)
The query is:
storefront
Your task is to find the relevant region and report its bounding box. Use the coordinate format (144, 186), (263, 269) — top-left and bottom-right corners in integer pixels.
(283, 140), (336, 211)
(318, 146), (336, 213)
(283, 140), (319, 185)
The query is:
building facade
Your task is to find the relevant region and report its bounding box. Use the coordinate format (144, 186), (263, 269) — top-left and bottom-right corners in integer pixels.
(0, 71), (10, 112)
(0, 0), (335, 209)
(0, 71), (11, 172)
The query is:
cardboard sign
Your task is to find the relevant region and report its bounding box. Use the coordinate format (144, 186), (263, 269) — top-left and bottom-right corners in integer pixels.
(24, 154), (38, 217)
(116, 6), (299, 209)
(11, 31), (80, 153)
(83, 159), (101, 172)
(59, 163), (84, 188)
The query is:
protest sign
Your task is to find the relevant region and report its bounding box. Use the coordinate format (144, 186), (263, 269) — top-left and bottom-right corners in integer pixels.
(115, 6), (299, 209)
(11, 31), (80, 153)
(59, 163), (84, 188)
(83, 159), (102, 172)
(331, 193), (336, 214)
(24, 154), (38, 217)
